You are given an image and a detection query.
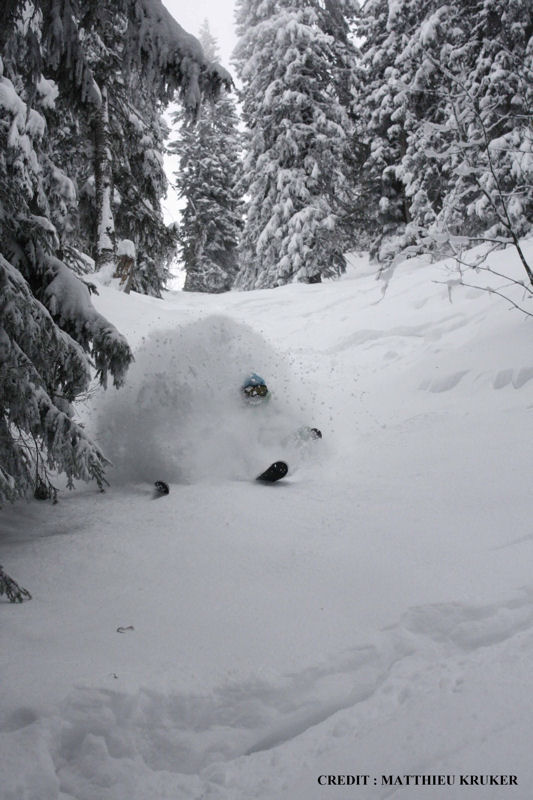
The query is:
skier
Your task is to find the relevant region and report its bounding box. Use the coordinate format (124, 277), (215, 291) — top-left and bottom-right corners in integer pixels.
(155, 372), (321, 494)
(241, 373), (321, 439)
(241, 372), (322, 481)
(241, 372), (270, 404)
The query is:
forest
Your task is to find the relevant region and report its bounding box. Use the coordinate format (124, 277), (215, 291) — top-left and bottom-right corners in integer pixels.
(0, 0), (532, 503)
(1, 3), (533, 795)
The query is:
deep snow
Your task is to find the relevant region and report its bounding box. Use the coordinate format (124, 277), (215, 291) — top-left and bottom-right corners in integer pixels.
(1, 245), (533, 799)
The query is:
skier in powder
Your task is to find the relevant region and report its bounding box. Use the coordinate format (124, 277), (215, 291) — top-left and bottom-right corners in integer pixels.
(155, 372), (321, 494)
(241, 372), (321, 440)
(241, 372), (322, 481)
(241, 372), (270, 404)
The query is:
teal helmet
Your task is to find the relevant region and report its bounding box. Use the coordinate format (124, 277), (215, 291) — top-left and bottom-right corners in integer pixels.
(241, 372), (269, 402)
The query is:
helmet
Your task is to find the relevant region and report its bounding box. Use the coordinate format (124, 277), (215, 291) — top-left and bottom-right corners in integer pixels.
(242, 372), (269, 402)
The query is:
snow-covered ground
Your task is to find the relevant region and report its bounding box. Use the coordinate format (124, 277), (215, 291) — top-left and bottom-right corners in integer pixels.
(2, 244), (533, 799)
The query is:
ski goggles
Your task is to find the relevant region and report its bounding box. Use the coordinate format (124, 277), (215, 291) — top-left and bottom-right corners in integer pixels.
(243, 383), (268, 398)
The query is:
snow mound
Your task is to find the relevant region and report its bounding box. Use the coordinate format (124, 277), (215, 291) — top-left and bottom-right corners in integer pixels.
(95, 315), (315, 485)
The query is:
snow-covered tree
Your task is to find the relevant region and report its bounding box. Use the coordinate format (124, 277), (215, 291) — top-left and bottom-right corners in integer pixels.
(425, 0), (533, 247)
(170, 21), (242, 293)
(0, 1), (230, 503)
(354, 0), (436, 263)
(112, 93), (177, 296)
(0, 48), (131, 504)
(66, 8), (180, 296)
(318, 0), (360, 112)
(355, 0), (533, 265)
(23, 0), (230, 293)
(233, 0), (357, 289)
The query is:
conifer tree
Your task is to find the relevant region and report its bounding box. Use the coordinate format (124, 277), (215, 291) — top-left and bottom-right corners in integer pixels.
(233, 0), (356, 289)
(0, 1), (230, 503)
(0, 46), (131, 504)
(65, 7), (180, 296)
(426, 0), (533, 245)
(355, 0), (533, 265)
(170, 21), (242, 293)
(355, 0), (431, 263)
(112, 93), (177, 296)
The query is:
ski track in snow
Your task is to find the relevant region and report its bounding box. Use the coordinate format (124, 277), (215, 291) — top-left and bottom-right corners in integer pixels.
(2, 244), (533, 799)
(2, 592), (533, 799)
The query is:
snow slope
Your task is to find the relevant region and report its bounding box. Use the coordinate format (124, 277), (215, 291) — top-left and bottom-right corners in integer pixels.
(2, 244), (533, 799)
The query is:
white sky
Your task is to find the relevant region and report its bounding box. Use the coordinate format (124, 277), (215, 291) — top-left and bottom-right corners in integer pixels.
(163, 0), (237, 68)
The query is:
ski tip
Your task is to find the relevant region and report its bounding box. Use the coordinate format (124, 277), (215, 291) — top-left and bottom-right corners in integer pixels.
(256, 461), (289, 483)
(154, 480), (170, 496)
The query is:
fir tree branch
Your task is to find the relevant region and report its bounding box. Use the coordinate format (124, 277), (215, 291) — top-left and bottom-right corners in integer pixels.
(0, 565), (32, 603)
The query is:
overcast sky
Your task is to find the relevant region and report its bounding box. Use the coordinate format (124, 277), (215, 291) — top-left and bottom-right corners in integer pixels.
(164, 0), (238, 68)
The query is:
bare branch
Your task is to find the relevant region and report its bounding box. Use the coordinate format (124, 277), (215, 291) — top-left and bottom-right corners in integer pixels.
(422, 50), (533, 287)
(434, 278), (533, 318)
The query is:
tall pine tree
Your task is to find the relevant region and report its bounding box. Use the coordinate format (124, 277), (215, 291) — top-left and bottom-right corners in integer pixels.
(355, 0), (533, 265)
(170, 21), (242, 293)
(233, 0), (357, 289)
(426, 0), (533, 247)
(0, 0), (230, 504)
(65, 8), (179, 296)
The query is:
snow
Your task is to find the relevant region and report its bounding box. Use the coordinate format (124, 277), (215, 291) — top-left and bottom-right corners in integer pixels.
(2, 242), (533, 798)
(386, 0), (403, 30)
(0, 74), (26, 121)
(36, 76), (59, 109)
(25, 108), (46, 140)
(51, 166), (77, 203)
(419, 8), (448, 46)
(117, 239), (136, 259)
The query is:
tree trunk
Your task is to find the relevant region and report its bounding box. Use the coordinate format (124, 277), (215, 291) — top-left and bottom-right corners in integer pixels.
(114, 254), (135, 293)
(94, 85), (115, 279)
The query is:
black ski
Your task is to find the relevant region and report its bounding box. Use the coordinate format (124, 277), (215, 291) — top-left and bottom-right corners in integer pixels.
(256, 461), (288, 483)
